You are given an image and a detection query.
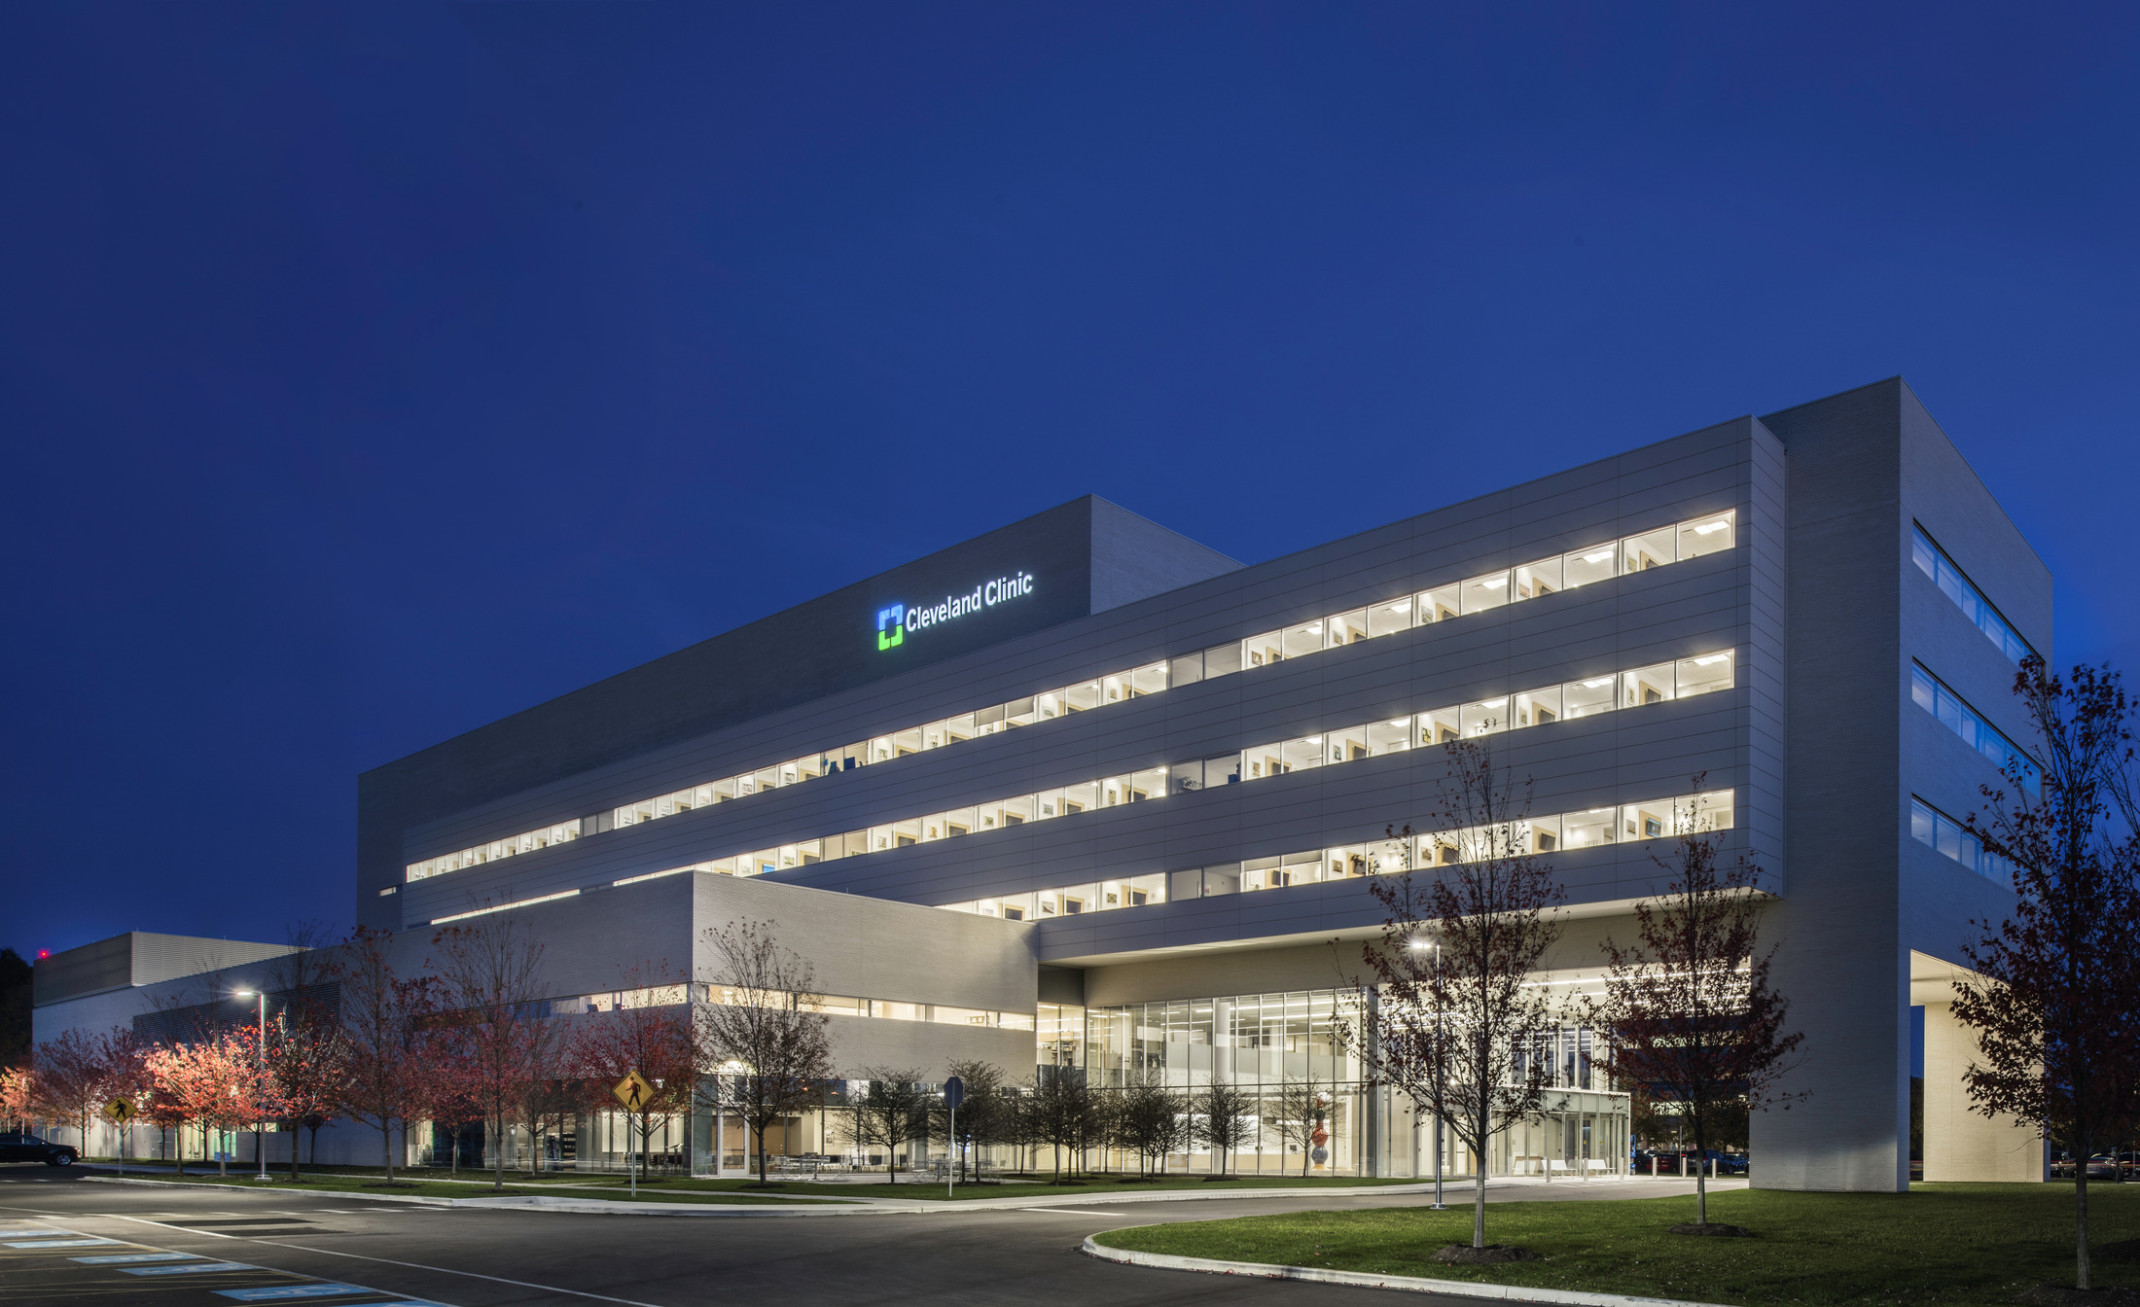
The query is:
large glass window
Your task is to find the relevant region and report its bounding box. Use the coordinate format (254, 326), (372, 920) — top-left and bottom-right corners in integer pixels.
(1911, 796), (2011, 884)
(946, 788), (1737, 919)
(1912, 525), (2034, 664)
(1911, 663), (2040, 790)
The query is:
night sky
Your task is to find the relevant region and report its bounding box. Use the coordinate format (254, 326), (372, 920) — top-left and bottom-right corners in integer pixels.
(5, 4), (2137, 963)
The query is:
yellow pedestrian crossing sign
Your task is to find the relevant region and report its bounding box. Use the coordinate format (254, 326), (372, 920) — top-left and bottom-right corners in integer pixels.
(611, 1070), (656, 1112)
(103, 1097), (136, 1124)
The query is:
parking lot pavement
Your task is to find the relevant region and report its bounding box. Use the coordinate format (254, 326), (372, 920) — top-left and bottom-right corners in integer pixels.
(0, 1167), (1733, 1307)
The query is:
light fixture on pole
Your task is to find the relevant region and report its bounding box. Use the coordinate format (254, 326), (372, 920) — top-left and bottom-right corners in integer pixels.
(233, 989), (269, 1182)
(1429, 940), (1445, 1211)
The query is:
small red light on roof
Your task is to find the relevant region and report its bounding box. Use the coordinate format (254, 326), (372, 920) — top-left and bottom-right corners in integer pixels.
(37, 949), (50, 959)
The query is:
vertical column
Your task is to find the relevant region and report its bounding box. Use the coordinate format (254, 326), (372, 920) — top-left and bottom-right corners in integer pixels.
(1922, 1001), (2043, 1182)
(1363, 988), (1384, 1177)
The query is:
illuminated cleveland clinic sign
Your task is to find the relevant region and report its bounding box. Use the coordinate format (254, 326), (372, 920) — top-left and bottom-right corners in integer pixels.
(876, 571), (1035, 651)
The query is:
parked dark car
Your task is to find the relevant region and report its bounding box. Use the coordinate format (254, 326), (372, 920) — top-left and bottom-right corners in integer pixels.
(1633, 1148), (1680, 1174)
(0, 1132), (79, 1167)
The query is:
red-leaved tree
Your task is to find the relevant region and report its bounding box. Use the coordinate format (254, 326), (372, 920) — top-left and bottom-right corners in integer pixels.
(434, 910), (554, 1190)
(333, 925), (437, 1186)
(30, 1028), (119, 1160)
(569, 967), (699, 1183)
(144, 1033), (253, 1177)
(1958, 657), (2140, 1292)
(1582, 777), (1804, 1231)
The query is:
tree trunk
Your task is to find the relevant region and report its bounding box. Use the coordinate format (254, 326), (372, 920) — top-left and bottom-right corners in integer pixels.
(1473, 1106), (1490, 1247)
(2078, 1166), (2092, 1290)
(1473, 1166), (1488, 1248)
(1694, 1115), (1708, 1227)
(382, 1122), (395, 1186)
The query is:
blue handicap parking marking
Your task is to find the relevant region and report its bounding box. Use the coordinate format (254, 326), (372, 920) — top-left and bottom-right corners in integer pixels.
(6, 1237), (119, 1248)
(216, 1286), (371, 1302)
(72, 1251), (201, 1264)
(121, 1260), (257, 1276)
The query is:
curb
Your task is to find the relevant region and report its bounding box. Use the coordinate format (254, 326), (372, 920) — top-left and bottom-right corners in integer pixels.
(1081, 1236), (1735, 1307)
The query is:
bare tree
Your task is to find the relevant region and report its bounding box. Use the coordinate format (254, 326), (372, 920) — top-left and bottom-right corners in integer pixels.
(434, 910), (554, 1191)
(1111, 1079), (1189, 1177)
(1581, 777), (1805, 1230)
(1268, 1074), (1327, 1177)
(331, 926), (435, 1186)
(1030, 1066), (1095, 1181)
(695, 921), (834, 1186)
(928, 1059), (1009, 1182)
(1957, 657), (2140, 1292)
(1193, 1074), (1254, 1178)
(1350, 739), (1564, 1252)
(846, 1068), (929, 1181)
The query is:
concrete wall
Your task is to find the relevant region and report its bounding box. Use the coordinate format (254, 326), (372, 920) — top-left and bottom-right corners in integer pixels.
(1754, 380), (1910, 1192)
(1922, 1001), (2044, 1182)
(1750, 377), (2051, 1192)
(394, 420), (1768, 976)
(359, 496), (1240, 927)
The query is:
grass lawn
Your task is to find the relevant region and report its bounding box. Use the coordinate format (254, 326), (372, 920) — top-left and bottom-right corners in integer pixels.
(94, 1162), (1429, 1203)
(1095, 1183), (2140, 1306)
(111, 1171), (822, 1205)
(639, 1172), (1436, 1202)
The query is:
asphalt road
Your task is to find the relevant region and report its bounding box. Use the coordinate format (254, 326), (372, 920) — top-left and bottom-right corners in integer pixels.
(0, 1166), (1732, 1307)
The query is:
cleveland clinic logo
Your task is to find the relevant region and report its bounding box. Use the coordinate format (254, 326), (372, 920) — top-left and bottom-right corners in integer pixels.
(874, 572), (1034, 652)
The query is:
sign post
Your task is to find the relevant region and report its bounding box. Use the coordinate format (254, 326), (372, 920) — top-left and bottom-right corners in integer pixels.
(612, 1071), (656, 1198)
(942, 1076), (964, 1200)
(103, 1098), (135, 1177)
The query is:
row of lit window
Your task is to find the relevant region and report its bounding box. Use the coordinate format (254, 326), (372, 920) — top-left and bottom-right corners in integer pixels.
(1911, 663), (2039, 790)
(939, 789), (1736, 920)
(1910, 796), (2011, 884)
(1175, 511), (1736, 681)
(406, 507), (1738, 883)
(1912, 525), (2034, 664)
(542, 982), (1035, 1030)
(612, 652), (1734, 884)
(1220, 652), (1732, 786)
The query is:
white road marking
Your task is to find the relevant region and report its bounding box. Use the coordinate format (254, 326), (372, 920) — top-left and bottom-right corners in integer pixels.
(1019, 1207), (1130, 1216)
(0, 1207), (462, 1306)
(251, 1242), (670, 1307)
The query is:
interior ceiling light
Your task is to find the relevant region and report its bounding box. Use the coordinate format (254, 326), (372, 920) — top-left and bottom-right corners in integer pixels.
(1581, 677), (1612, 688)
(1476, 575), (1507, 587)
(1695, 654), (1731, 665)
(1582, 550), (1614, 563)
(1694, 520), (1728, 534)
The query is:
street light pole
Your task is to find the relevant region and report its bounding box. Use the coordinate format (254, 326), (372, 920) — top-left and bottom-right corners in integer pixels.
(235, 989), (269, 1182)
(1431, 941), (1445, 1211)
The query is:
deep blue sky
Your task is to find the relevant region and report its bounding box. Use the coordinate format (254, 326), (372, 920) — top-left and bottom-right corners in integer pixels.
(5, 3), (2137, 962)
